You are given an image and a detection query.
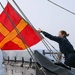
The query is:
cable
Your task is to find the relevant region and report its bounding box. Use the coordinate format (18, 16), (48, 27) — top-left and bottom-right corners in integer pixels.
(42, 39), (58, 61)
(44, 38), (58, 52)
(48, 0), (75, 16)
(9, 0), (47, 75)
(12, 0), (58, 61)
(0, 2), (34, 63)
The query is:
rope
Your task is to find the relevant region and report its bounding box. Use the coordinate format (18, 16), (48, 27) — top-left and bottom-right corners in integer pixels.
(0, 2), (34, 62)
(48, 0), (75, 16)
(9, 1), (48, 75)
(44, 38), (58, 52)
(42, 39), (58, 61)
(12, 0), (59, 61)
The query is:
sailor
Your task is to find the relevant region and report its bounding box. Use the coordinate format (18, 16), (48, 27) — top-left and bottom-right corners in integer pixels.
(38, 28), (75, 68)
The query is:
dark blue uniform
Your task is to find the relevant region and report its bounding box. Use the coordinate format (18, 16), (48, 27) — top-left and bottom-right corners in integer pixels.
(42, 31), (75, 67)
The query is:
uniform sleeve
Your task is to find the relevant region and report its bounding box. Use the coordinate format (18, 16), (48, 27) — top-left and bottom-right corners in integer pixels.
(41, 31), (62, 43)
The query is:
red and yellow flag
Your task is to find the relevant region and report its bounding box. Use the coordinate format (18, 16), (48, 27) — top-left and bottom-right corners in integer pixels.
(0, 3), (43, 50)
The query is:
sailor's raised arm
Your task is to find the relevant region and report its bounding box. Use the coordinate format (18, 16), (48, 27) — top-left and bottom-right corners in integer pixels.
(38, 28), (62, 43)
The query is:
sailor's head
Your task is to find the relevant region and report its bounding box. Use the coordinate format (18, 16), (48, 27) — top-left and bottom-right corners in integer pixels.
(58, 30), (69, 38)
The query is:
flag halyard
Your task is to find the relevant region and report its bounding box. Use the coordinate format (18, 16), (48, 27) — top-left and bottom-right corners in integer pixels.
(0, 2), (43, 50)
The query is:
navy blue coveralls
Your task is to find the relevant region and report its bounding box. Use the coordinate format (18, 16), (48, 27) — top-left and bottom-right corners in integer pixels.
(42, 31), (75, 68)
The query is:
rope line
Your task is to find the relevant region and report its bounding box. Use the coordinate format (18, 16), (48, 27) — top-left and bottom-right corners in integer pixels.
(48, 0), (75, 16)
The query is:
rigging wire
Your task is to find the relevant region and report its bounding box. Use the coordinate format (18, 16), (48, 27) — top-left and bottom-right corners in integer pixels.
(48, 0), (75, 16)
(10, 0), (50, 75)
(11, 1), (59, 74)
(43, 39), (61, 62)
(44, 38), (58, 52)
(47, 0), (74, 61)
(0, 2), (34, 63)
(12, 0), (59, 62)
(42, 39), (58, 61)
(0, 2), (48, 75)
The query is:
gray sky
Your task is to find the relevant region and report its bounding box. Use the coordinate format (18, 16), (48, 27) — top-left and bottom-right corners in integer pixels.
(0, 0), (75, 50)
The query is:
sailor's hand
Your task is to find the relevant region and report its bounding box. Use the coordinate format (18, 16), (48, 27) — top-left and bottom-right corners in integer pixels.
(38, 28), (43, 33)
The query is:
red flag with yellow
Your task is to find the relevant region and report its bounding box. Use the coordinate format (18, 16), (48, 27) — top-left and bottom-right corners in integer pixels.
(0, 3), (43, 50)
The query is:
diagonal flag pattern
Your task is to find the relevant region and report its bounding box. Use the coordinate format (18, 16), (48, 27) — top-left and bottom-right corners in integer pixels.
(0, 3), (43, 50)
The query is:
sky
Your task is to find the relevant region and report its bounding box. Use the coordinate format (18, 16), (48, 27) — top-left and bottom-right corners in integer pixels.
(0, 0), (75, 60)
